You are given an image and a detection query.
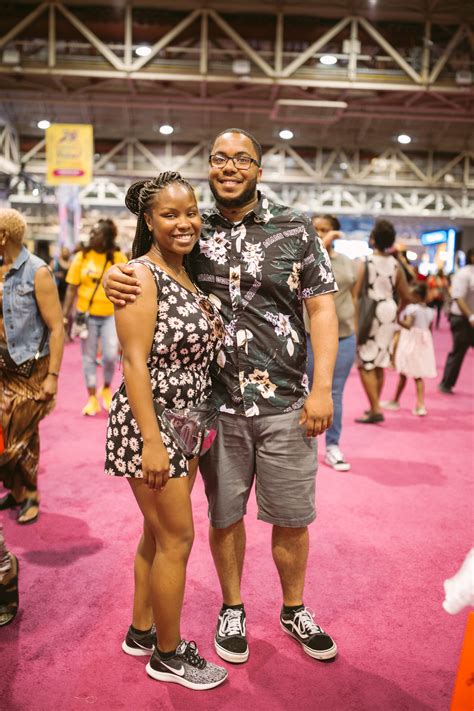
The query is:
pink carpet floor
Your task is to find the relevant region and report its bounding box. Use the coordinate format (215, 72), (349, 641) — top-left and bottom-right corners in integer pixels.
(1, 320), (472, 710)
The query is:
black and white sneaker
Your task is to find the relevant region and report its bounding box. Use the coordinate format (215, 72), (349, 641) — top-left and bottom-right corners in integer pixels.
(122, 624), (156, 656)
(280, 607), (337, 660)
(146, 640), (228, 690)
(214, 607), (249, 663)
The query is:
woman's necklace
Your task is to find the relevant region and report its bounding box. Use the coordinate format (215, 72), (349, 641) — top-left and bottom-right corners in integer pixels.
(150, 244), (185, 278)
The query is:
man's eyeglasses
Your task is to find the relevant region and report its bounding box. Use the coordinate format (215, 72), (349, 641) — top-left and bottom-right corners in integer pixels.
(209, 154), (260, 170)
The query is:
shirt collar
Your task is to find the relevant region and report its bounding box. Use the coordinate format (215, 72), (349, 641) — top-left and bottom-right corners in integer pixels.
(204, 191), (268, 226)
(10, 246), (29, 272)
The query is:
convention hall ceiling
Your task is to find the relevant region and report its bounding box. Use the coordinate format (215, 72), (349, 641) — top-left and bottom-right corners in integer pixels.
(0, 1), (472, 220)
(0, 0), (472, 154)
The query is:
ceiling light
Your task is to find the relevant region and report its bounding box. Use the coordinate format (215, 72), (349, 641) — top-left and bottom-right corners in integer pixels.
(159, 124), (174, 136)
(406, 250), (417, 261)
(279, 129), (294, 140)
(320, 55), (338, 66)
(37, 120), (50, 130)
(397, 134), (412, 145)
(232, 59), (251, 75)
(135, 45), (152, 57)
(339, 162), (348, 170)
(32, 188), (39, 196)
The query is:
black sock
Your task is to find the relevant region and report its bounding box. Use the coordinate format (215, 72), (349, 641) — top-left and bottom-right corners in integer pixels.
(283, 604), (304, 615)
(222, 603), (244, 611)
(130, 623), (152, 635)
(158, 647), (176, 659)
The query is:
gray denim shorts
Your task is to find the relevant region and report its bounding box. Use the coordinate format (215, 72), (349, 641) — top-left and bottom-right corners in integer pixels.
(199, 409), (318, 528)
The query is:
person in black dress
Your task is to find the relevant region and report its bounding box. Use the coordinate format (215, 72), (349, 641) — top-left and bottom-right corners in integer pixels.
(105, 172), (227, 690)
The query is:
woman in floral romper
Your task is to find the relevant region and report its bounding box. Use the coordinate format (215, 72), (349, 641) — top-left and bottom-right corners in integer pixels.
(105, 173), (227, 690)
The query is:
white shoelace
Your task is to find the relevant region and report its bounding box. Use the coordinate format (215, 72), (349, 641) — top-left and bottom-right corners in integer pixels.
(219, 609), (245, 637)
(291, 608), (323, 637)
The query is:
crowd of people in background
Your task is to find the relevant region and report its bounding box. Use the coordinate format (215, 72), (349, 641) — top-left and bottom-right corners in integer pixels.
(1, 130), (473, 690)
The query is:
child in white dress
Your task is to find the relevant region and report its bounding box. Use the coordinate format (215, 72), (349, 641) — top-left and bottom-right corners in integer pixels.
(382, 283), (436, 416)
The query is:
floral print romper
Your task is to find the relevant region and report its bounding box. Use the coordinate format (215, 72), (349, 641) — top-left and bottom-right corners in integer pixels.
(105, 259), (224, 479)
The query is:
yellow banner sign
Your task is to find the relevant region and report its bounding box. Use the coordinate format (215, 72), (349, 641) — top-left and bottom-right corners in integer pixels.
(46, 124), (93, 186)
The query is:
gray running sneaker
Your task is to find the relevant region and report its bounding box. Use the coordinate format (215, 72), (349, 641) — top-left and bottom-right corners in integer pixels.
(122, 624), (156, 656)
(146, 640), (228, 690)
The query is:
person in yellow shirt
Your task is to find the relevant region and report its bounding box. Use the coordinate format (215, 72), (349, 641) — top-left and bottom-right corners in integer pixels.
(63, 219), (127, 415)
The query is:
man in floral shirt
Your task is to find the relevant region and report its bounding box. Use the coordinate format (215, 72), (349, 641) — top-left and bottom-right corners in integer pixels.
(105, 129), (339, 665)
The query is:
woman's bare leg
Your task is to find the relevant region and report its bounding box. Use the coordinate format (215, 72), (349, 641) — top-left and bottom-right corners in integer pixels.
(128, 457), (199, 634)
(359, 367), (381, 414)
(129, 477), (194, 653)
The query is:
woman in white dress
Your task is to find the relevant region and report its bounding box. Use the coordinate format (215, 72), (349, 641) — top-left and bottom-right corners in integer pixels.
(354, 220), (412, 423)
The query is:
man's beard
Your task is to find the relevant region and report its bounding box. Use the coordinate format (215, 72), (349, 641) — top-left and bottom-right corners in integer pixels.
(209, 177), (258, 209)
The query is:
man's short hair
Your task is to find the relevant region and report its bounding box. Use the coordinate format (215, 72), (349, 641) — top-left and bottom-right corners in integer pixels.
(211, 128), (262, 165)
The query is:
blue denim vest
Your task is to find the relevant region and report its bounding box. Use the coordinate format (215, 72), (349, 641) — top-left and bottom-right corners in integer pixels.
(2, 247), (50, 365)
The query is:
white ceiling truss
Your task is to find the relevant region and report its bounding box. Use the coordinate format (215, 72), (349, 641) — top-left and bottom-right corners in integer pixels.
(0, 3), (472, 92)
(5, 137), (474, 220)
(9, 135), (474, 190)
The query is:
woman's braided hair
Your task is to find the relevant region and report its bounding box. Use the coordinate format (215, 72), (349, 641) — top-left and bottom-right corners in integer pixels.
(125, 172), (196, 259)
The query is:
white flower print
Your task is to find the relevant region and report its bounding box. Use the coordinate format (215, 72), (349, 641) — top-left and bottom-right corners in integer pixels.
(169, 317), (184, 329)
(242, 241), (264, 278)
(287, 262), (301, 291)
(168, 295), (177, 304)
(236, 328), (253, 353)
(173, 330), (184, 342)
(200, 231), (230, 264)
(116, 459), (126, 474)
(231, 223), (246, 253)
(185, 322), (196, 332)
(207, 292), (222, 311)
(117, 411), (125, 425)
(245, 402), (260, 416)
(318, 262), (334, 284)
(121, 426), (128, 436)
(275, 313), (292, 338)
(188, 333), (200, 343)
(129, 437), (139, 452)
(248, 368), (277, 399)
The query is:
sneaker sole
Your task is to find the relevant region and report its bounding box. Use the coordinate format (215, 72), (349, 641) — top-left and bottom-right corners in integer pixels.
(122, 640), (154, 657)
(325, 459), (351, 472)
(146, 662), (228, 690)
(280, 622), (338, 660)
(214, 639), (249, 664)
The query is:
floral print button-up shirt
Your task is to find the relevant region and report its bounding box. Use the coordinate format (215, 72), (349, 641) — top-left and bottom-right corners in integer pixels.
(188, 192), (337, 417)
